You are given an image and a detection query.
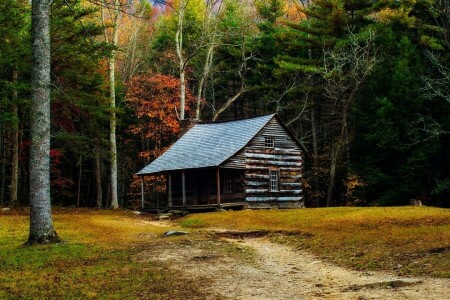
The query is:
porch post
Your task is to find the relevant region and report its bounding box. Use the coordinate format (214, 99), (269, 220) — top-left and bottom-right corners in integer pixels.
(182, 171), (186, 207)
(168, 173), (173, 207)
(216, 168), (221, 206)
(140, 176), (144, 210)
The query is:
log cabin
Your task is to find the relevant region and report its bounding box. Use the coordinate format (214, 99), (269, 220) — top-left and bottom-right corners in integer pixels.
(137, 114), (305, 210)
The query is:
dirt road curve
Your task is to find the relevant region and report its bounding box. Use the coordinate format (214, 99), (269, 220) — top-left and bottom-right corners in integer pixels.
(150, 237), (450, 300)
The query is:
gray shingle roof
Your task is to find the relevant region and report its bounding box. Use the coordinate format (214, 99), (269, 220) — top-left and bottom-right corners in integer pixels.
(137, 114), (275, 175)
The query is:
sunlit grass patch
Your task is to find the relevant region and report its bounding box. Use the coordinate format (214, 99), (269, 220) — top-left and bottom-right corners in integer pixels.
(0, 209), (211, 299)
(179, 218), (206, 228)
(180, 206), (450, 277)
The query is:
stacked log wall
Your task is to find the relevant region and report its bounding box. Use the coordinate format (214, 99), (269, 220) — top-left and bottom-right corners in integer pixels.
(223, 148), (246, 168)
(244, 118), (303, 206)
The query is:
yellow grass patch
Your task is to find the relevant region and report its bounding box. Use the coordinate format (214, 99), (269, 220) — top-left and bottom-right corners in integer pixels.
(180, 207), (450, 277)
(0, 209), (210, 299)
(1, 206), (448, 299)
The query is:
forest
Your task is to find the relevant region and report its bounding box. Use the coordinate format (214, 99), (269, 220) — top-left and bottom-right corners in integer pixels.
(0, 0), (449, 210)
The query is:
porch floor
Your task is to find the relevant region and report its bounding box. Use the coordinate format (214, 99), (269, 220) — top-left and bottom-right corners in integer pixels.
(167, 202), (247, 212)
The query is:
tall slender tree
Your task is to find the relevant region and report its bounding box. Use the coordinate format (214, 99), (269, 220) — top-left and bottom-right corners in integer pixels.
(28, 0), (60, 244)
(10, 68), (19, 207)
(102, 0), (121, 209)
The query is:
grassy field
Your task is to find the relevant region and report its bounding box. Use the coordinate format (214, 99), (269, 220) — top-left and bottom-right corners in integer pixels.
(0, 207), (449, 299)
(180, 206), (450, 278)
(0, 209), (212, 300)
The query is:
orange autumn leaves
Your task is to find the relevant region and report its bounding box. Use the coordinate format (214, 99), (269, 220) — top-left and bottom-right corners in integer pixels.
(126, 74), (194, 160)
(126, 74), (194, 205)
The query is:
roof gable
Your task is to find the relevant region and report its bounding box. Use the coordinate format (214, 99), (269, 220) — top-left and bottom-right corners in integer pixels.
(137, 114), (275, 175)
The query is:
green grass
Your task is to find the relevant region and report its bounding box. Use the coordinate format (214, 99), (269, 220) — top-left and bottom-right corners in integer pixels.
(179, 218), (206, 228)
(180, 206), (450, 277)
(0, 209), (210, 299)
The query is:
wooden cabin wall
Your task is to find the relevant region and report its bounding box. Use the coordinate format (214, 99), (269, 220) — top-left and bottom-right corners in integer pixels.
(223, 149), (245, 168)
(244, 118), (303, 205)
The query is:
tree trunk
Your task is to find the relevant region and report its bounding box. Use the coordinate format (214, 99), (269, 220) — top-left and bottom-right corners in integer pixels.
(0, 126), (2, 206)
(196, 43), (215, 120)
(176, 0), (186, 120)
(108, 0), (120, 209)
(326, 149), (338, 207)
(28, 0), (60, 244)
(212, 88), (246, 121)
(76, 155), (82, 208)
(95, 139), (103, 208)
(310, 96), (320, 207)
(326, 94), (353, 207)
(179, 67), (186, 120)
(106, 181), (111, 208)
(0, 131), (5, 206)
(10, 69), (19, 207)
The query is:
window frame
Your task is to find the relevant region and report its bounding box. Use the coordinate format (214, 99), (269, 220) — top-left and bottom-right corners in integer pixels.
(269, 169), (280, 192)
(224, 170), (233, 193)
(264, 136), (275, 149)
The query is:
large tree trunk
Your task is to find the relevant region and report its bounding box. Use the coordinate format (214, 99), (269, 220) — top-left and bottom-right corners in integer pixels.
(10, 69), (19, 207)
(108, 0), (120, 209)
(28, 0), (60, 244)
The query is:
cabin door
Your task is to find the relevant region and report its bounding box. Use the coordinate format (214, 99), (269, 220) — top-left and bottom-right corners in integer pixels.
(195, 172), (209, 205)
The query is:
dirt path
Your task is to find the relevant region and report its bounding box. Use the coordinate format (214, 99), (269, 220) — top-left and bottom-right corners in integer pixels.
(141, 233), (450, 300)
(233, 238), (449, 300)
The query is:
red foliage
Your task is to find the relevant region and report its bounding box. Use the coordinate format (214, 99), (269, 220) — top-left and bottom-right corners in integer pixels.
(18, 141), (73, 197)
(50, 149), (74, 198)
(127, 74), (193, 122)
(49, 149), (63, 177)
(51, 101), (81, 133)
(126, 74), (194, 161)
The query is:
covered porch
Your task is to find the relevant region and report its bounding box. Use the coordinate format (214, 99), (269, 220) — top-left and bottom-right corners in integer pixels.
(139, 168), (245, 210)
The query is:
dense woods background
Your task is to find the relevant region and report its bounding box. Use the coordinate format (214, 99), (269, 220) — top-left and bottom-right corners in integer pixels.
(0, 0), (449, 209)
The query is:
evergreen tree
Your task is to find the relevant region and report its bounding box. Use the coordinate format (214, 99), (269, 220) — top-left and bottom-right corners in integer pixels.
(0, 0), (30, 207)
(50, 0), (109, 207)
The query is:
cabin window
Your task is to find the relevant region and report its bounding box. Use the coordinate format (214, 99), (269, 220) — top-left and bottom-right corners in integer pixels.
(264, 136), (275, 149)
(224, 170), (243, 193)
(224, 171), (233, 193)
(269, 170), (279, 191)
